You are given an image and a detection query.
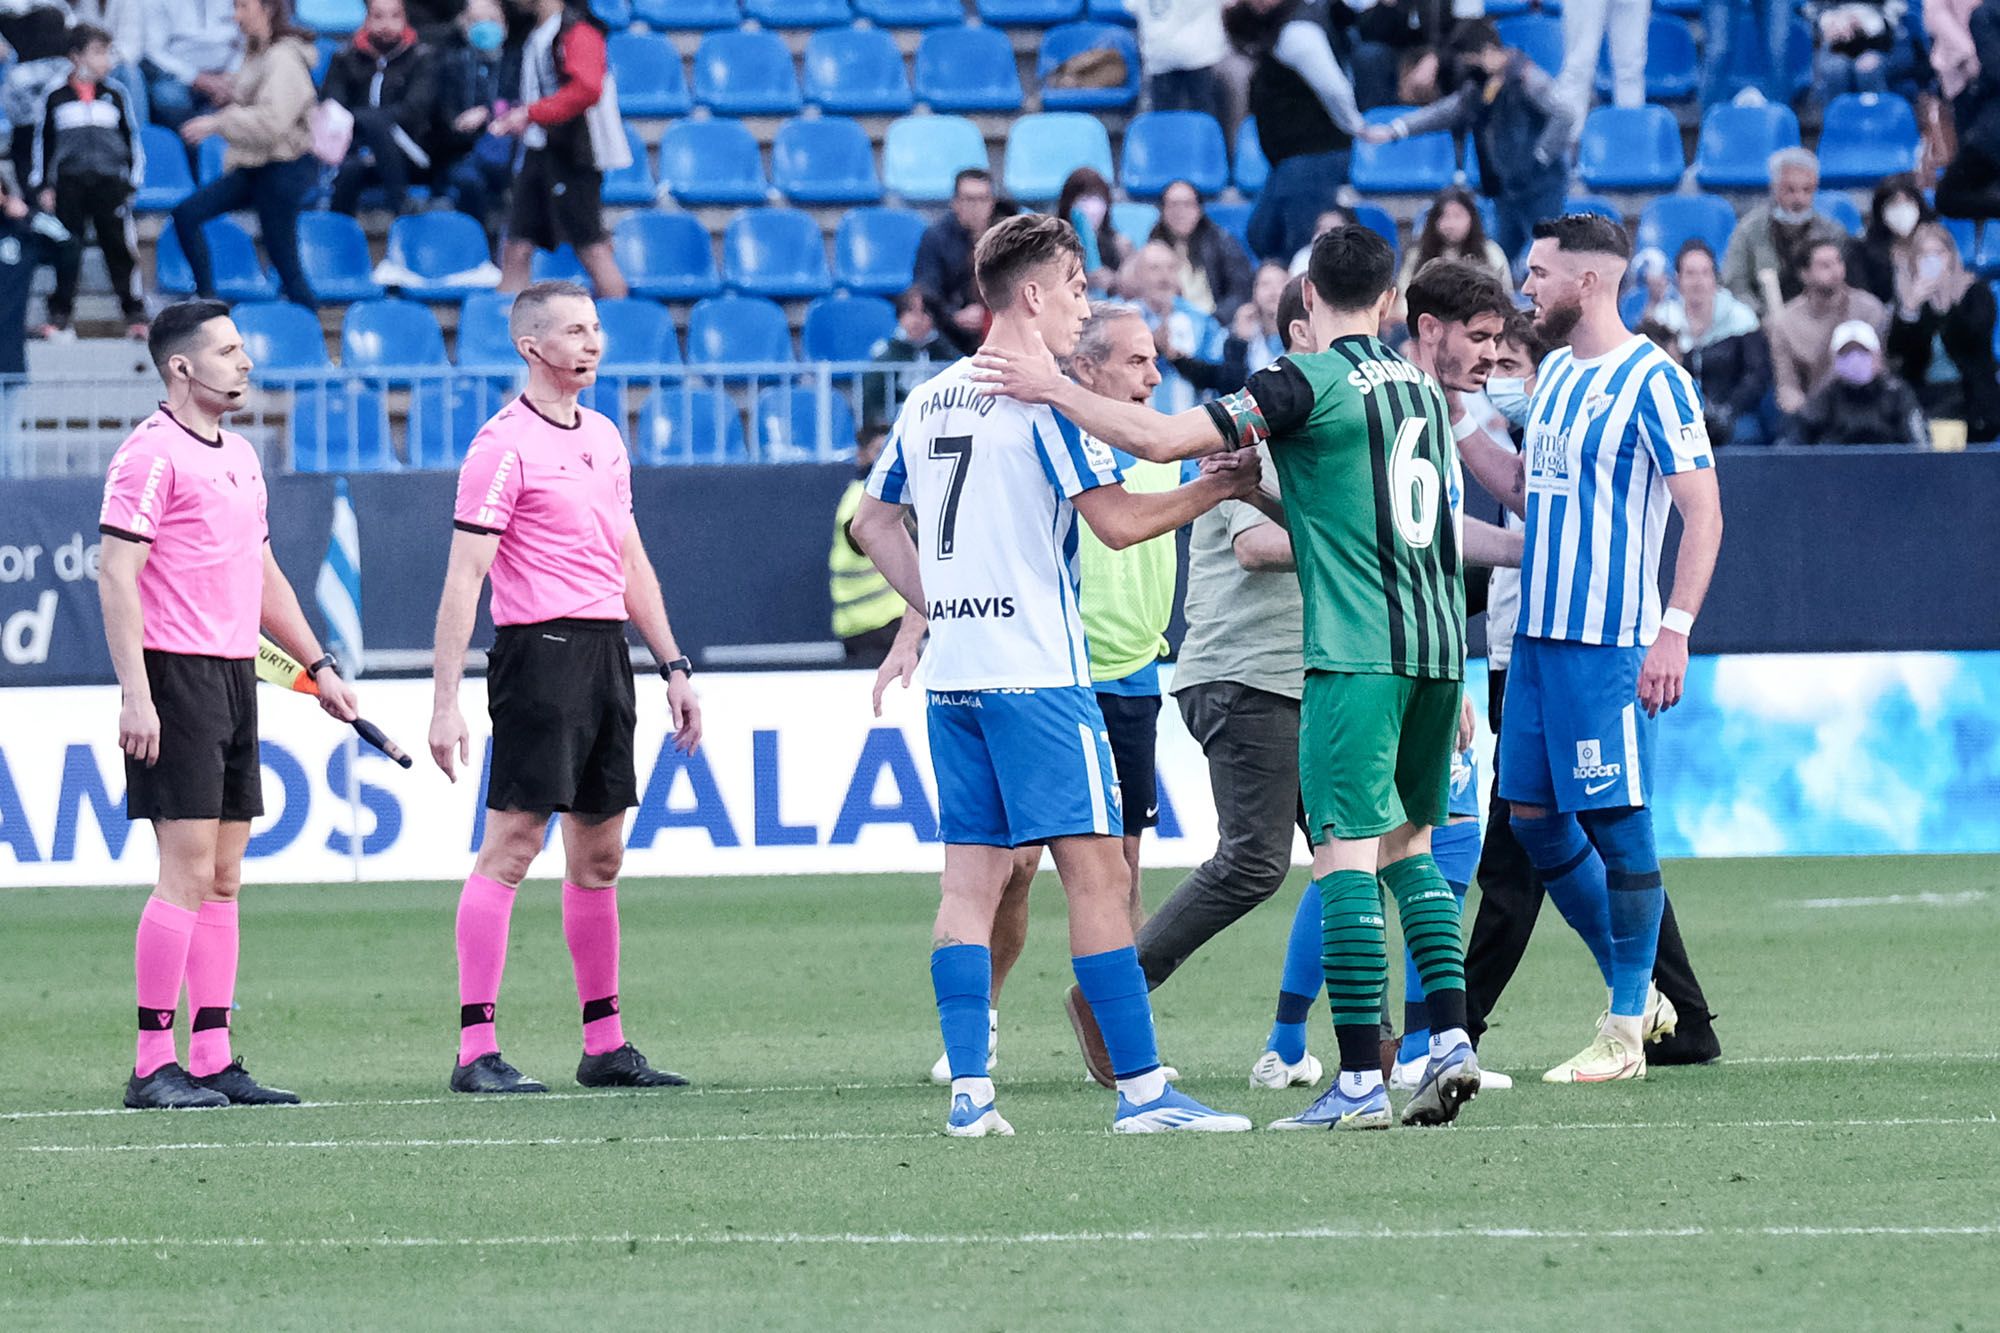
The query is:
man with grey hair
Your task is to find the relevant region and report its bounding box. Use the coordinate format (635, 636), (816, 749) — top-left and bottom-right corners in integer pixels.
(429, 279), (702, 1096)
(1720, 146), (1854, 318)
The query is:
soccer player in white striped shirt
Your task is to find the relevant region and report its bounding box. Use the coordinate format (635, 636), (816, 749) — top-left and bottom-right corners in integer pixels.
(1504, 215), (1724, 1084)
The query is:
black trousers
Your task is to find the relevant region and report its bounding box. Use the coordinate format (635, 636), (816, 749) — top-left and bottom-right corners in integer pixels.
(49, 174), (145, 324)
(331, 108), (423, 215)
(1464, 667), (1716, 1045)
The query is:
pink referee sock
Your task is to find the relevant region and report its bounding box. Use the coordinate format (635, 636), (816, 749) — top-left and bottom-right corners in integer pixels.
(185, 899), (241, 1077)
(456, 873), (517, 1067)
(562, 881), (625, 1056)
(134, 897), (197, 1077)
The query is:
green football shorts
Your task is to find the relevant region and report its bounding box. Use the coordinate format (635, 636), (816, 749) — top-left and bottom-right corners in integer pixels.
(1299, 669), (1460, 842)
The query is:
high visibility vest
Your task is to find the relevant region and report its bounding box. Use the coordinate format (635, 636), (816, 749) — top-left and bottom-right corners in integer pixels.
(829, 479), (906, 640)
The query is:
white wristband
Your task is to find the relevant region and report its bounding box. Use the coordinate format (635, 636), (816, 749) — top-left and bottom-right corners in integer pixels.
(1451, 413), (1481, 442)
(1660, 607), (1695, 637)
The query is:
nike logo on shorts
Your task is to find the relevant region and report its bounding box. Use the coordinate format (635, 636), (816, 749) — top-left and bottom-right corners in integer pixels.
(1584, 778), (1618, 796)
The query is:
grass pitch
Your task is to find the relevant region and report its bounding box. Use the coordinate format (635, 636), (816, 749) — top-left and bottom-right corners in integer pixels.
(2, 855), (1996, 1331)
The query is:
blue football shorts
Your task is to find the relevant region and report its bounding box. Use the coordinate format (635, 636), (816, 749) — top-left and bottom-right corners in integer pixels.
(926, 686), (1124, 847)
(1498, 635), (1655, 813)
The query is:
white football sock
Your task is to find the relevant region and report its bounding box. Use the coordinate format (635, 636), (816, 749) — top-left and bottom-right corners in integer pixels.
(1116, 1068), (1168, 1104)
(1429, 1027), (1470, 1060)
(951, 1076), (995, 1104)
(1338, 1068), (1384, 1097)
(1604, 1014), (1644, 1049)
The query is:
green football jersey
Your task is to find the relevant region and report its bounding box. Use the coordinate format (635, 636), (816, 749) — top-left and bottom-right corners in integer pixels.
(1218, 334), (1465, 680)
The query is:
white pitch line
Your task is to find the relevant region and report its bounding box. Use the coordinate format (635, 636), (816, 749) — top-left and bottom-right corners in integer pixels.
(15, 1114), (1996, 1155)
(1797, 890), (1990, 909)
(4, 1223), (1997, 1251)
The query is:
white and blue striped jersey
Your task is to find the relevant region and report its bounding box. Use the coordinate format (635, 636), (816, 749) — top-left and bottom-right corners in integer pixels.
(1520, 335), (1713, 647)
(866, 357), (1123, 691)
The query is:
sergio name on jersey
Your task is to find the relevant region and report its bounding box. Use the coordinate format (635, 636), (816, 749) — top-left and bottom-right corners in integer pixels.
(1520, 334), (1713, 647)
(866, 358), (1123, 691)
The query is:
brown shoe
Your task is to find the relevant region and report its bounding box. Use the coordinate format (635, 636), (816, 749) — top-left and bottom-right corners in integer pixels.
(1064, 983), (1115, 1088)
(1380, 1036), (1399, 1083)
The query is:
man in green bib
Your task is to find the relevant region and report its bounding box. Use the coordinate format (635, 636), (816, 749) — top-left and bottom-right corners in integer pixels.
(973, 226), (1481, 1130)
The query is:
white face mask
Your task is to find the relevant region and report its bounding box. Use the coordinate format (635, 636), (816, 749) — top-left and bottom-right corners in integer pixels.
(1485, 377), (1531, 428)
(1074, 195), (1108, 229)
(1884, 199), (1921, 237)
(1918, 253), (1946, 281)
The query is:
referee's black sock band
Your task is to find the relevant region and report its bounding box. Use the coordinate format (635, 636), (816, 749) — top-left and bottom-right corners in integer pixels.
(460, 1002), (496, 1029)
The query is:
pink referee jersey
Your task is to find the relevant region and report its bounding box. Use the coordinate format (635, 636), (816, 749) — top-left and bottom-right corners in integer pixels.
(453, 398), (634, 626)
(98, 408), (269, 659)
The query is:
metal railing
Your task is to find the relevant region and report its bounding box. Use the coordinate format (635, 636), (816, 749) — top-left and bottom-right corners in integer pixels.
(0, 360), (931, 478)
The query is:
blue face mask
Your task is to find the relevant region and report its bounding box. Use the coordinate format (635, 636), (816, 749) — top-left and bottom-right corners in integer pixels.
(468, 19), (504, 53)
(1485, 376), (1531, 428)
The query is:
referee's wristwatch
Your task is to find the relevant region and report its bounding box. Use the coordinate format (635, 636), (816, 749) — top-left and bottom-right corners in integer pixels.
(306, 653), (340, 681)
(660, 656), (694, 681)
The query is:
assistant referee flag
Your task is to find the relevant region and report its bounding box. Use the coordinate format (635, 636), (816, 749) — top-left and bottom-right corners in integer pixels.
(317, 476), (363, 677)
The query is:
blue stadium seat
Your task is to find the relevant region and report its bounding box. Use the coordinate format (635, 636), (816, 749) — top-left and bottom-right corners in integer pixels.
(383, 211), (499, 301)
(771, 117), (883, 204)
(531, 244), (590, 285)
(1693, 102), (1801, 190)
(135, 124), (194, 211)
(290, 385), (395, 472)
(1351, 107), (1454, 193)
(1817, 94), (1921, 188)
(1816, 190), (1865, 236)
(1207, 200), (1252, 249)
(854, 0), (962, 21)
(1234, 117), (1269, 195)
(724, 209), (833, 298)
(1351, 202), (1400, 258)
(613, 212), (722, 301)
(802, 294), (899, 362)
(882, 115), (988, 201)
(341, 299), (447, 374)
(1122, 111), (1229, 198)
(295, 212), (383, 303)
(601, 124), (658, 205)
(1111, 201), (1158, 250)
(978, 0), (1083, 23)
(235, 302), (330, 379)
(591, 0), (633, 27)
(596, 298), (681, 366)
(746, 0), (852, 26)
(313, 35), (339, 83)
(1577, 106), (1685, 190)
(633, 0), (738, 26)
(1637, 193), (1739, 262)
(638, 388), (749, 464)
(609, 31), (692, 116)
(1037, 23), (1140, 110)
(914, 26), (1023, 112)
(454, 291), (519, 371)
(755, 386), (858, 457)
(1565, 193), (1625, 225)
(296, 0), (363, 34)
(1087, 0), (1134, 21)
(1596, 16), (1698, 101)
(834, 206), (926, 294)
(804, 28), (914, 114)
(197, 135), (227, 185)
(154, 219), (277, 301)
(1003, 112), (1114, 202)
(658, 119), (769, 206)
(1495, 14), (1563, 76)
(694, 30), (803, 116)
(687, 294), (794, 364)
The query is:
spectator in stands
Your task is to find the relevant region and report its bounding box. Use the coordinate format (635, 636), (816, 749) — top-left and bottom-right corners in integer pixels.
(1366, 21), (1576, 272)
(1122, 239), (1238, 409)
(32, 23), (148, 341)
(1654, 239), (1774, 446)
(1056, 166), (1128, 291)
(1398, 188), (1513, 308)
(1794, 319), (1930, 443)
(1929, 0), (1983, 114)
(1225, 258), (1290, 372)
(1149, 178), (1254, 321)
(0, 174), (65, 384)
(66, 2), (149, 125)
(1811, 0), (1902, 97)
(1, 1), (74, 190)
(406, 0), (466, 44)
(1768, 237), (1890, 417)
(434, 0), (515, 236)
(1935, 0), (2000, 221)
(1703, 0), (1797, 107)
(1857, 173), (1934, 302)
(1130, 0), (1228, 121)
(914, 166), (999, 356)
(492, 0), (627, 298)
(1225, 0), (1368, 262)
(829, 422), (907, 667)
(1341, 0), (1441, 110)
(1288, 204), (1353, 275)
(1887, 220), (2000, 440)
(170, 0), (317, 310)
(138, 0), (239, 131)
(862, 287), (945, 429)
(323, 0), (438, 218)
(1722, 147), (1853, 318)
(1623, 245), (1675, 327)
(1554, 0), (1648, 129)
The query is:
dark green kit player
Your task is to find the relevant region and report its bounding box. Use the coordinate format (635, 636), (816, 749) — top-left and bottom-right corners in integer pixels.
(971, 226), (1480, 1132)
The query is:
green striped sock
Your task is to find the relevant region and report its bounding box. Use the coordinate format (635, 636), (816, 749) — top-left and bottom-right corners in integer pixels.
(1381, 852), (1466, 1003)
(1319, 870), (1387, 1031)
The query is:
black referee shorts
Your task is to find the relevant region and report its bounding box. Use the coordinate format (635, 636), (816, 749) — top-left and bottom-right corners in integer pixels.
(486, 618), (638, 815)
(1096, 690), (1162, 833)
(127, 652), (263, 823)
(507, 148), (607, 254)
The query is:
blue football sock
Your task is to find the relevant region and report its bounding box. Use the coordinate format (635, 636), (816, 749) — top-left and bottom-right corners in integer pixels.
(1073, 947), (1160, 1080)
(1581, 806), (1665, 1017)
(930, 944), (991, 1081)
(1430, 821), (1482, 893)
(1267, 881), (1323, 1063)
(1510, 812), (1614, 985)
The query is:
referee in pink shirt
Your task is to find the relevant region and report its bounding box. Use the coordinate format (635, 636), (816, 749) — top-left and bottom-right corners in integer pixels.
(430, 280), (702, 1095)
(100, 299), (362, 1110)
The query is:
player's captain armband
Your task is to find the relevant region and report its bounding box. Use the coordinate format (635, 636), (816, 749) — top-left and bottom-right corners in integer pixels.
(1204, 388), (1271, 448)
(1202, 359), (1315, 448)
